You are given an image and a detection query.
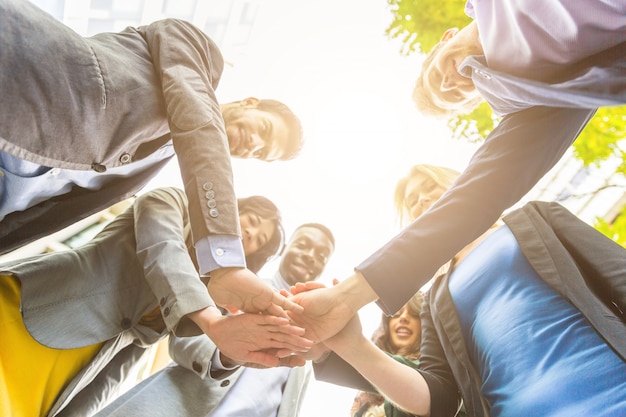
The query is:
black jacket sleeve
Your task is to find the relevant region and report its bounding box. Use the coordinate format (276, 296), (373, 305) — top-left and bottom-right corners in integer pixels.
(358, 106), (595, 315)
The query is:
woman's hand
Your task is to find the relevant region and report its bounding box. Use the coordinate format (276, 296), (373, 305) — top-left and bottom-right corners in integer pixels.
(187, 306), (312, 368)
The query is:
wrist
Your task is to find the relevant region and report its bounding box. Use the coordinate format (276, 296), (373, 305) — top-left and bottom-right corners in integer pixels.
(219, 351), (241, 368)
(208, 266), (240, 282)
(333, 334), (370, 363)
(187, 305), (223, 334)
(337, 271), (378, 313)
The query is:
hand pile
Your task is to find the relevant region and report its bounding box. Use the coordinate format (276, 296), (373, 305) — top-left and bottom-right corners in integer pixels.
(201, 267), (365, 369)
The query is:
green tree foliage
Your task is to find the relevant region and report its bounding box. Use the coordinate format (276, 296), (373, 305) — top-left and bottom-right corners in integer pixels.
(595, 212), (626, 247)
(385, 0), (470, 54)
(446, 101), (499, 143)
(386, 1), (626, 246)
(575, 109), (626, 247)
(572, 108), (626, 173)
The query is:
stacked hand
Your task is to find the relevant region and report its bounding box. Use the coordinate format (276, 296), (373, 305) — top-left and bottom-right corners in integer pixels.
(188, 306), (312, 368)
(190, 266), (314, 368)
(208, 267), (303, 317)
(287, 281), (355, 343)
(287, 272), (377, 344)
(202, 268), (376, 367)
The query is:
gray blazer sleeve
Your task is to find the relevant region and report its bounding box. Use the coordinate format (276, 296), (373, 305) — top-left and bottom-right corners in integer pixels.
(141, 20), (242, 248)
(168, 334), (239, 380)
(95, 336), (242, 417)
(132, 187), (215, 335)
(54, 344), (151, 417)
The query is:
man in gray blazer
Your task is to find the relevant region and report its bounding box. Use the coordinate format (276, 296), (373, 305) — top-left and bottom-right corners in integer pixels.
(95, 223), (336, 417)
(0, 0), (303, 319)
(0, 187), (311, 417)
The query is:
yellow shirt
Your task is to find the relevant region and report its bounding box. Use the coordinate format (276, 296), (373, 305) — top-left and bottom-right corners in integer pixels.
(0, 274), (104, 417)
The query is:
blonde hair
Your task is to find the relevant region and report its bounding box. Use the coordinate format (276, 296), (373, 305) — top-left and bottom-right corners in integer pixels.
(395, 164), (503, 269)
(394, 164), (461, 224)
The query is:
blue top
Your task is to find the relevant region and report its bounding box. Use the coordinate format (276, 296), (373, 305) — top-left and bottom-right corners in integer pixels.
(449, 225), (626, 417)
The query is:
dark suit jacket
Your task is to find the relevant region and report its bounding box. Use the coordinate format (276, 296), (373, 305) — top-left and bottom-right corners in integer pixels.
(0, 0), (239, 254)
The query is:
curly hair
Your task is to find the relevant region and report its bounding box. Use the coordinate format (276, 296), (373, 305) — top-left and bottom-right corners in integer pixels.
(370, 291), (425, 360)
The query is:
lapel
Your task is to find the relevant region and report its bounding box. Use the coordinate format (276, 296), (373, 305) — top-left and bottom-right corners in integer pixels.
(504, 201), (626, 362)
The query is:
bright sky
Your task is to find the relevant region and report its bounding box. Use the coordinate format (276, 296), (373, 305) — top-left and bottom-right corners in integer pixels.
(146, 2), (481, 415)
(148, 1), (481, 295)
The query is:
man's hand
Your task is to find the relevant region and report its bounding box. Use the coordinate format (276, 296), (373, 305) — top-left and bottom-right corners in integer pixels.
(188, 306), (313, 368)
(208, 267), (304, 316)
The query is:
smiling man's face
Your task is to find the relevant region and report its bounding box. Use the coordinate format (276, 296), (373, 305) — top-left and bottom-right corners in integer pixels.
(279, 226), (334, 286)
(224, 106), (290, 161)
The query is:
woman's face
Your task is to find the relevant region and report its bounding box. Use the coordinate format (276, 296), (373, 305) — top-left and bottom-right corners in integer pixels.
(239, 211), (276, 255)
(403, 173), (448, 221)
(389, 305), (422, 355)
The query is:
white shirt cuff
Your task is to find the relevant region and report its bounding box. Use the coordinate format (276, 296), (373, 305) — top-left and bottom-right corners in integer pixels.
(195, 235), (246, 275)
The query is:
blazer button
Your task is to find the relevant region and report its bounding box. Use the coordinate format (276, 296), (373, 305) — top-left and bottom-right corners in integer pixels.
(202, 182), (214, 191)
(205, 190), (215, 199)
(475, 69), (491, 80)
(120, 318), (132, 329)
(220, 380), (230, 387)
(160, 297), (166, 306)
(192, 361), (203, 373)
(207, 199), (217, 208)
(119, 153), (132, 164)
(163, 307), (171, 317)
(91, 163), (107, 173)
(209, 208), (219, 218)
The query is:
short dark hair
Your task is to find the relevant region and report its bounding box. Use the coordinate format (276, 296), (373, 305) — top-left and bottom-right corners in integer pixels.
(237, 195), (285, 273)
(257, 99), (304, 160)
(292, 222), (335, 248)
